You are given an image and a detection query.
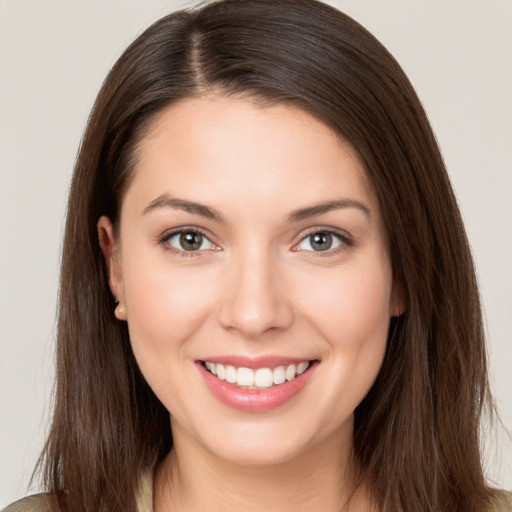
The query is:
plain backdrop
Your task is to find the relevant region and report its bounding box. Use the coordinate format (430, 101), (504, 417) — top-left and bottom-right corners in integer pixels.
(1, 0), (511, 506)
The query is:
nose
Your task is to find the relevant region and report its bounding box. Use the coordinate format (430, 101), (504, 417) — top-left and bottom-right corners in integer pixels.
(217, 248), (294, 339)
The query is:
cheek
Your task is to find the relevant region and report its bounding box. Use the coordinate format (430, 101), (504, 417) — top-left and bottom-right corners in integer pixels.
(295, 260), (392, 422)
(120, 256), (222, 416)
(121, 255), (218, 353)
(296, 259), (394, 348)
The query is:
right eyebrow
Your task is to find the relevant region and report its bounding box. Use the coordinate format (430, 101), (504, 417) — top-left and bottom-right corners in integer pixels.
(287, 198), (371, 223)
(142, 194), (225, 223)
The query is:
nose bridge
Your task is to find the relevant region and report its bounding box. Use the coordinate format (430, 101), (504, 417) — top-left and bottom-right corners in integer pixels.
(218, 242), (293, 337)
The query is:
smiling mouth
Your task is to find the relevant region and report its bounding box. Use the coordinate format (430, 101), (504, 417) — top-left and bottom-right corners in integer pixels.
(201, 361), (315, 390)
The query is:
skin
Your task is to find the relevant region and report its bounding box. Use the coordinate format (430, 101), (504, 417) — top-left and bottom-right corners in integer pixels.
(99, 96), (403, 511)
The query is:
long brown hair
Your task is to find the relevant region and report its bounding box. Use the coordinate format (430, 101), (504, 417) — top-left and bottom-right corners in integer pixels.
(36, 1), (494, 510)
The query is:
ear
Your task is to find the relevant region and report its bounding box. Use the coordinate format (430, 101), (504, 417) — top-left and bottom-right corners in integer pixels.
(97, 216), (126, 321)
(390, 279), (407, 318)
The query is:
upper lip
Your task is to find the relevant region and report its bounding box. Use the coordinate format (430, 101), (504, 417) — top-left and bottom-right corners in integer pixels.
(198, 355), (315, 369)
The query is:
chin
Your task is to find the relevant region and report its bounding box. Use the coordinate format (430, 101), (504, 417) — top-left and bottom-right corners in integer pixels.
(190, 417), (330, 468)
(211, 443), (307, 467)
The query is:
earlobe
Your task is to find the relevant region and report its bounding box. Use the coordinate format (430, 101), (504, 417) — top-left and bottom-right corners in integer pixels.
(114, 302), (126, 321)
(97, 216), (126, 320)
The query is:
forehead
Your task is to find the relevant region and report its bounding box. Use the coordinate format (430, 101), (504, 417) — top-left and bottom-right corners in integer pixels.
(124, 95), (378, 218)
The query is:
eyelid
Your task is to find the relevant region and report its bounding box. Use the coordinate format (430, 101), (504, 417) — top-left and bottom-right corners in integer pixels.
(157, 225), (352, 257)
(291, 226), (353, 253)
(158, 226), (220, 255)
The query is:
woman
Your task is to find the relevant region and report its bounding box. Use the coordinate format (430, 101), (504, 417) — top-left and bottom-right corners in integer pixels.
(3, 0), (511, 511)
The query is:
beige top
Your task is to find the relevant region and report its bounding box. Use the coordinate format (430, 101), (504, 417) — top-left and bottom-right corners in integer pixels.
(1, 471), (153, 512)
(3, 471), (512, 512)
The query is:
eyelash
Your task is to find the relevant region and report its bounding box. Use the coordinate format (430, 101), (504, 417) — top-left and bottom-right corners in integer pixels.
(158, 227), (353, 258)
(292, 228), (353, 256)
(159, 227), (217, 259)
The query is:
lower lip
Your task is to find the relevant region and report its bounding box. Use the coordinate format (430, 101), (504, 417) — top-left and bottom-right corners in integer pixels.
(198, 361), (317, 412)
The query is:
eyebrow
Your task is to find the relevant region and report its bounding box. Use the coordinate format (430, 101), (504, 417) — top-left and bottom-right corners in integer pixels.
(288, 198), (371, 222)
(142, 194), (225, 222)
(142, 194), (370, 223)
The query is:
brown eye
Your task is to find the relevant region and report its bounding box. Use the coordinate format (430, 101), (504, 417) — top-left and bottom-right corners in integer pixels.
(310, 233), (333, 251)
(180, 232), (203, 251)
(165, 230), (216, 252)
(296, 231), (346, 253)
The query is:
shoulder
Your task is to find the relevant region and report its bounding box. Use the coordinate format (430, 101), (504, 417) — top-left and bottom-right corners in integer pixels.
(1, 494), (58, 512)
(490, 489), (512, 512)
(2, 469), (153, 512)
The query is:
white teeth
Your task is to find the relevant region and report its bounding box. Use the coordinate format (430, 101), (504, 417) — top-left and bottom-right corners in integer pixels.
(254, 368), (274, 388)
(273, 366), (286, 385)
(285, 364), (296, 381)
(297, 362), (309, 375)
(216, 363), (226, 381)
(237, 367), (254, 387)
(204, 361), (311, 388)
(225, 365), (237, 383)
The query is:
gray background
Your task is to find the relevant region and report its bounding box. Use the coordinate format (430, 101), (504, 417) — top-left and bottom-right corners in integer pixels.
(1, 0), (511, 506)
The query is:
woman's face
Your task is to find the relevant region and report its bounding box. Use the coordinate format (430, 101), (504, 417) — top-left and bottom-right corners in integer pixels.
(99, 96), (403, 465)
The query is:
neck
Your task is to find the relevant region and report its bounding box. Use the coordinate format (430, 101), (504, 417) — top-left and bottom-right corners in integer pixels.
(153, 420), (373, 512)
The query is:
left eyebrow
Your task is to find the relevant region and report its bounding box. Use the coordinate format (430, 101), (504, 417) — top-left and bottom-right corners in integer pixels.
(142, 193), (225, 222)
(287, 198), (371, 223)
